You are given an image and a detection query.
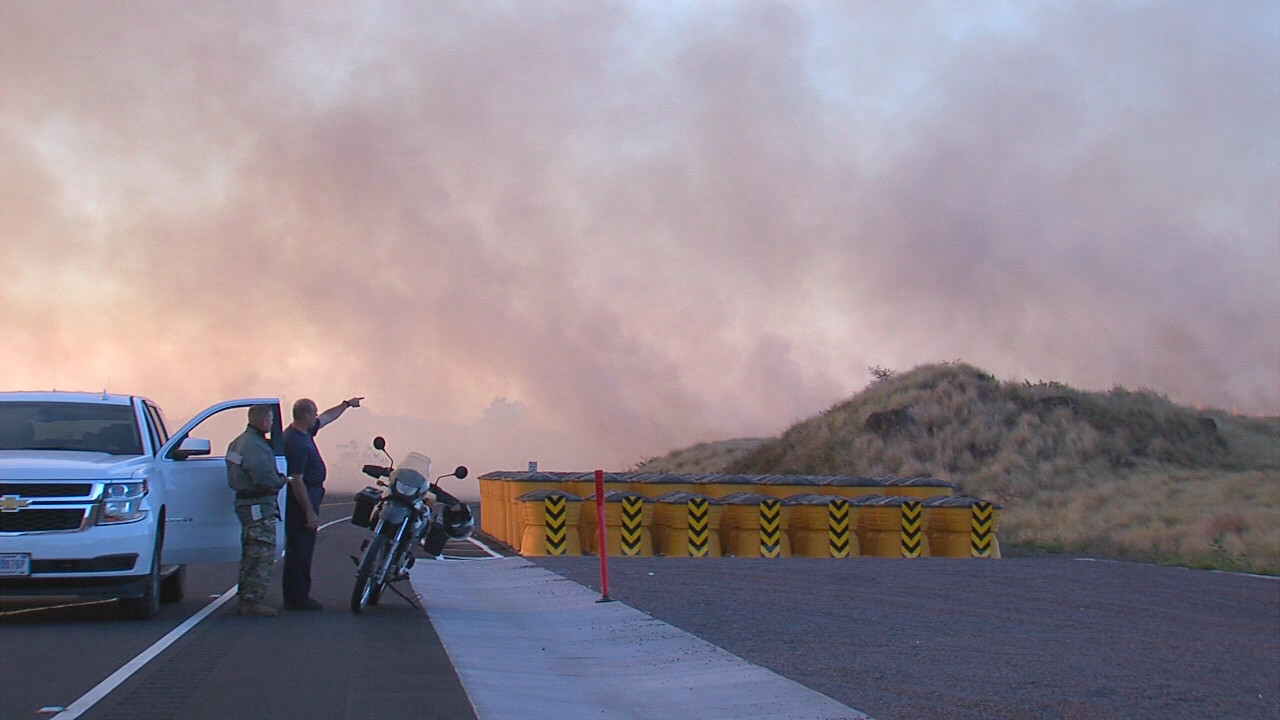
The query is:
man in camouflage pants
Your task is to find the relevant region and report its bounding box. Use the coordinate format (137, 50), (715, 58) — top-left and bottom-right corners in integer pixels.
(226, 404), (288, 617)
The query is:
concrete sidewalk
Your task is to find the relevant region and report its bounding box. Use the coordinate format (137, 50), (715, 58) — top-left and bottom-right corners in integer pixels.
(410, 557), (871, 720)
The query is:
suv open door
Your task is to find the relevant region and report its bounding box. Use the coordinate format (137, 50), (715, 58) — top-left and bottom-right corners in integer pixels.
(156, 398), (287, 564)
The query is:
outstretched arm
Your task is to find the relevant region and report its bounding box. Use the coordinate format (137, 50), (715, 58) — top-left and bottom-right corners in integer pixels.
(317, 397), (363, 429)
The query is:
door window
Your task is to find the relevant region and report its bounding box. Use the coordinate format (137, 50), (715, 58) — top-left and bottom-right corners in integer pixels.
(180, 406), (257, 459)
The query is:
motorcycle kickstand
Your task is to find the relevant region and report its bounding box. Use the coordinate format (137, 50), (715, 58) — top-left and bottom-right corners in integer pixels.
(385, 581), (422, 610)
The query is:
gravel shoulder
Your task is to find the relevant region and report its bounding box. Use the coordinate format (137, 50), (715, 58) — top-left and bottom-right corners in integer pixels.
(528, 554), (1280, 720)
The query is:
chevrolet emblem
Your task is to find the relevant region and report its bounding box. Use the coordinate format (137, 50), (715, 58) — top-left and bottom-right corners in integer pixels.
(0, 495), (32, 512)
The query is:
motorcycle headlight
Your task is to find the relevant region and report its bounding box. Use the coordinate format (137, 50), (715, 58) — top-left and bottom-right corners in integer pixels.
(98, 481), (148, 525)
(393, 478), (418, 498)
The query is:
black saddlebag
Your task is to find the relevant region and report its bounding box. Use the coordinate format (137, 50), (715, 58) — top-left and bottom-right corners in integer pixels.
(351, 487), (382, 528)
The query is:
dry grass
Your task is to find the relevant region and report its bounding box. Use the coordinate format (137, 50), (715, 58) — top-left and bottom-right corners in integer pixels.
(632, 362), (1280, 574)
(1012, 469), (1279, 573)
(633, 437), (768, 474)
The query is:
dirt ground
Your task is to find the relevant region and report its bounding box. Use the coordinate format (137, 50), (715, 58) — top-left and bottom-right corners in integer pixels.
(528, 553), (1280, 720)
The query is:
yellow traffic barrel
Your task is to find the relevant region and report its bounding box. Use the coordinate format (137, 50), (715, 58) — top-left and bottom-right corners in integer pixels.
(785, 494), (860, 558)
(503, 472), (573, 551)
(652, 491), (723, 557)
(516, 490), (584, 556)
(753, 474), (823, 501)
(855, 494), (932, 558)
(923, 495), (1002, 558)
(882, 476), (957, 498)
(719, 492), (792, 558)
(579, 491), (655, 557)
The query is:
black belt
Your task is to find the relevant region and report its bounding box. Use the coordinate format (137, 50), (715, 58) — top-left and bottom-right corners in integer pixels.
(235, 489), (277, 500)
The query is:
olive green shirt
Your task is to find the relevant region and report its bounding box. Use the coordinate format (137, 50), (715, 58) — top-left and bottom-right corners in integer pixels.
(226, 426), (284, 497)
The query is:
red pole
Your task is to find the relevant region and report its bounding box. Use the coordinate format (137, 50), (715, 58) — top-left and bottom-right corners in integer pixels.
(595, 469), (611, 602)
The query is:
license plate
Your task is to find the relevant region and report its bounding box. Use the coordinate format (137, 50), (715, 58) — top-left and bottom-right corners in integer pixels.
(0, 553), (31, 576)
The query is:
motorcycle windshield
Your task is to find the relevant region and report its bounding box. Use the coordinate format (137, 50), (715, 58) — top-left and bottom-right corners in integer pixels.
(398, 451), (432, 481)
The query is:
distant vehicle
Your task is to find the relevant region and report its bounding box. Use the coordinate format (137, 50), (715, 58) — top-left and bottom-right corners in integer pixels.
(0, 392), (287, 619)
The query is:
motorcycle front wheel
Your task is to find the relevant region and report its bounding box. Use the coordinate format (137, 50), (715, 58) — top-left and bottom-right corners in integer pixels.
(351, 534), (391, 614)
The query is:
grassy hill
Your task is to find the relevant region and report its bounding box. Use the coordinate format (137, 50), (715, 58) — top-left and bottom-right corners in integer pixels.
(633, 362), (1280, 574)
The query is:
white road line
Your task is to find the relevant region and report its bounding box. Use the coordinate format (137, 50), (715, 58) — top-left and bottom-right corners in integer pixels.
(46, 512), (500, 719)
(465, 536), (503, 558)
(1076, 556), (1279, 580)
(1211, 569), (1278, 581)
(319, 516), (351, 531)
(48, 515), (355, 719)
(51, 586), (237, 720)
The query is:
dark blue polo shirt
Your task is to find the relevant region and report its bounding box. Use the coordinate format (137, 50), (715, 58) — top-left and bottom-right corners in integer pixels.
(284, 421), (326, 488)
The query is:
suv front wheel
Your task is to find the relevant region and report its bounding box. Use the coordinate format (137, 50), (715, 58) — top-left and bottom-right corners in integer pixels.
(160, 565), (186, 603)
(120, 531), (162, 620)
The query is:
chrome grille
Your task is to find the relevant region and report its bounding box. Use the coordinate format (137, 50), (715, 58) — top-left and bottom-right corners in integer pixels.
(0, 509), (88, 532)
(0, 483), (95, 498)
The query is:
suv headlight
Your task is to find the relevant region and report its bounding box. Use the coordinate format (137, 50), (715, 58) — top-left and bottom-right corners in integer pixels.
(98, 481), (148, 525)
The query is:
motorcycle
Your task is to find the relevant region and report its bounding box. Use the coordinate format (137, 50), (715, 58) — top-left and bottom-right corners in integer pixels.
(349, 436), (472, 614)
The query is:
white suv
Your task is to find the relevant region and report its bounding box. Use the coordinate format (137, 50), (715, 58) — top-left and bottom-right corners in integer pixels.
(0, 392), (287, 619)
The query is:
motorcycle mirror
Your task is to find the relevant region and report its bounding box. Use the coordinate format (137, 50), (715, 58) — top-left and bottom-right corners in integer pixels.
(454, 465), (468, 479)
(372, 436), (393, 466)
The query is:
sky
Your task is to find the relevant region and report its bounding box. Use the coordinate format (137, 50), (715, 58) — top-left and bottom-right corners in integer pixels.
(2, 0), (1277, 486)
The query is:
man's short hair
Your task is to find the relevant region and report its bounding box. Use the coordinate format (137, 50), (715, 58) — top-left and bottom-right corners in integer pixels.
(248, 404), (275, 425)
(292, 398), (317, 421)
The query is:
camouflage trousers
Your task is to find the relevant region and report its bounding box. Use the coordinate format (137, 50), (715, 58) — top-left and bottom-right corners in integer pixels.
(234, 501), (280, 602)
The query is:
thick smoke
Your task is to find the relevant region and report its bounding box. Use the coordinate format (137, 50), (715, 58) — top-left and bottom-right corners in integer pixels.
(2, 1), (1276, 475)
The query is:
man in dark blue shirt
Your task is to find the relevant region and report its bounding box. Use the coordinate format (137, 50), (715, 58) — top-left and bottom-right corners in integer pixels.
(282, 395), (363, 611)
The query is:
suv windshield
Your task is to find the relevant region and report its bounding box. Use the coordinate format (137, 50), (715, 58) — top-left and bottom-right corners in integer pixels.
(0, 402), (144, 455)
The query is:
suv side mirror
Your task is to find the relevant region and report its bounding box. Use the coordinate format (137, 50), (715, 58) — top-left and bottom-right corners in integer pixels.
(172, 436), (211, 460)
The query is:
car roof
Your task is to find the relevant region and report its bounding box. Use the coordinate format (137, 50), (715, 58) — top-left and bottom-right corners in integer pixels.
(0, 391), (136, 406)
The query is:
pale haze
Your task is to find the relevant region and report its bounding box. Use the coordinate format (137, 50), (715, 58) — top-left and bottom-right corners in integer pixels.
(2, 1), (1277, 492)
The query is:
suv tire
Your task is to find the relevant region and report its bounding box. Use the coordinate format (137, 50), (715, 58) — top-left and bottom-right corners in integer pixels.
(121, 532), (162, 620)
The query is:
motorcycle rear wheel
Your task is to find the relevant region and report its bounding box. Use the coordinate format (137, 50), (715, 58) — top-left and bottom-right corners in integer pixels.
(351, 535), (391, 614)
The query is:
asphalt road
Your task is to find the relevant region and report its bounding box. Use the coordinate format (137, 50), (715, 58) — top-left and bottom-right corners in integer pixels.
(5, 505), (1277, 720)
(0, 500), (479, 720)
(531, 553), (1280, 720)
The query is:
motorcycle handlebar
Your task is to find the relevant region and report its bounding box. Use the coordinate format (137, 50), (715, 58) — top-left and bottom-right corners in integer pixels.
(362, 464), (392, 478)
(429, 483), (461, 507)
